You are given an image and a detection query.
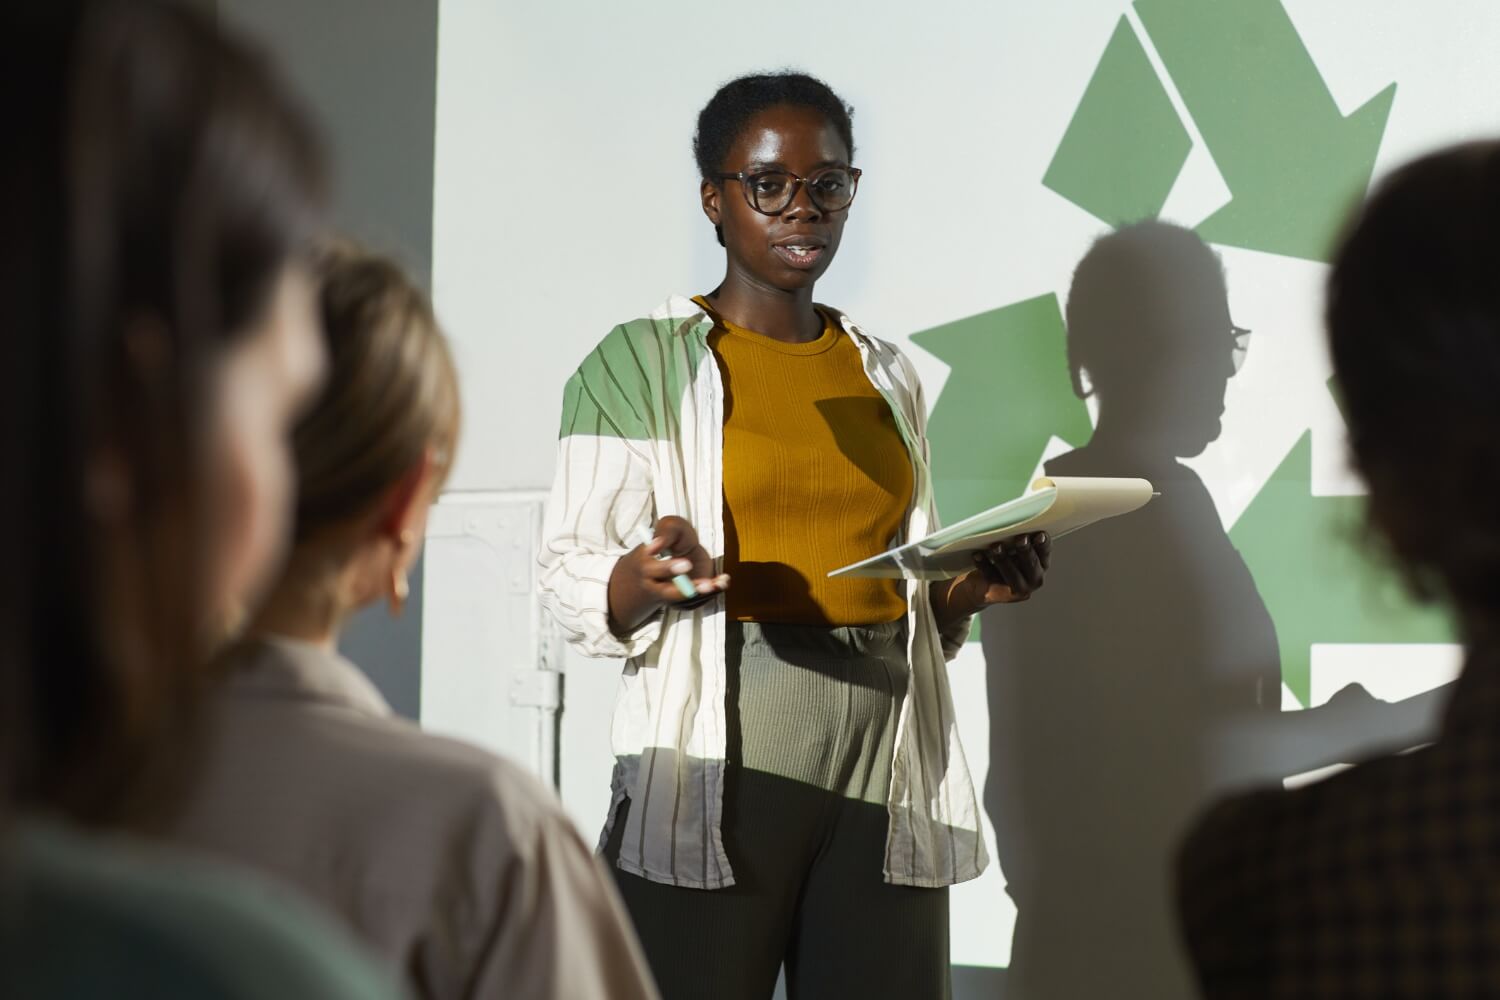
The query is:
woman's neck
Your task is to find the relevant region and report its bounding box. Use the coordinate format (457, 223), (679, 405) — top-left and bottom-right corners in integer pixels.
(247, 554), (355, 652)
(707, 265), (821, 343)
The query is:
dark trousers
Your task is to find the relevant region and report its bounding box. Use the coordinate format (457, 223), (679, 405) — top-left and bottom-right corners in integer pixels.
(602, 620), (951, 1000)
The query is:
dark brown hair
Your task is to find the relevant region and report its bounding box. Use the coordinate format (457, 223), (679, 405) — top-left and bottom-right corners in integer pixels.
(293, 243), (459, 543)
(1327, 141), (1500, 633)
(0, 0), (327, 823)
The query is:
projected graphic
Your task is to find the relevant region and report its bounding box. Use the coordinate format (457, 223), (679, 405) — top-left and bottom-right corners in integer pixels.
(913, 0), (1450, 703)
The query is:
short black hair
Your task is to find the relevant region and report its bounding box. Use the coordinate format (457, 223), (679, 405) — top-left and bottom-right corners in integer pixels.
(1327, 140), (1500, 626)
(693, 71), (855, 180)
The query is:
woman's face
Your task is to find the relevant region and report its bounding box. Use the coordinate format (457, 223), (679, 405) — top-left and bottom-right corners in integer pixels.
(703, 104), (854, 292)
(207, 263), (326, 629)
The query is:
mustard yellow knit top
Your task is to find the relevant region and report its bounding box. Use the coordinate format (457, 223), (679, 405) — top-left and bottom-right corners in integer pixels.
(697, 297), (913, 625)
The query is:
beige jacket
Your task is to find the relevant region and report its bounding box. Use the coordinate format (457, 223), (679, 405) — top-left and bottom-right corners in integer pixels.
(166, 636), (659, 1000)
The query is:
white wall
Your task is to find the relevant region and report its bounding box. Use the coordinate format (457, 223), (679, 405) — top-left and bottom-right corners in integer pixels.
(432, 0), (1500, 983)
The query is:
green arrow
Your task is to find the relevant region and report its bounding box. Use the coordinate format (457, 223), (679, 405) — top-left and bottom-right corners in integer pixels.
(1229, 431), (1453, 706)
(1044, 16), (1193, 227)
(911, 294), (1094, 529)
(1134, 0), (1395, 262)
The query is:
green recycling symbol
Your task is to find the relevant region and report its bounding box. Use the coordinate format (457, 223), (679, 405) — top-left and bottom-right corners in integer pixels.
(914, 0), (1452, 704)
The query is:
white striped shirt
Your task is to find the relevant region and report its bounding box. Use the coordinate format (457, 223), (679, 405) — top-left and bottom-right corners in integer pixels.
(538, 295), (986, 890)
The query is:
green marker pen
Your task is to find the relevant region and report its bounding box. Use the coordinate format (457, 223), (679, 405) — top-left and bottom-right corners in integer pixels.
(631, 525), (698, 601)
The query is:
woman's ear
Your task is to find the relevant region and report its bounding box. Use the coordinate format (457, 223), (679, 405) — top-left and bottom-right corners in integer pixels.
(378, 448), (437, 544)
(377, 450), (438, 619)
(700, 178), (722, 229)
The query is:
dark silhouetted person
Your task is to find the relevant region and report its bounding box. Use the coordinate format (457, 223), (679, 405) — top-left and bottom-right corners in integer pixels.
(1177, 141), (1500, 997)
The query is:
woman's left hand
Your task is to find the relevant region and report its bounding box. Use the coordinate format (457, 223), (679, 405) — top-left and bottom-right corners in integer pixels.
(969, 531), (1051, 606)
(933, 532), (1051, 625)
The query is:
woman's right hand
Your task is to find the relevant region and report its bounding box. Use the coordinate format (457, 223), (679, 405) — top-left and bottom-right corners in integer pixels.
(607, 515), (729, 635)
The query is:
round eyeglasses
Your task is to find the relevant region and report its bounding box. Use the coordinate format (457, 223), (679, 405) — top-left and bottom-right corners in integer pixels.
(716, 166), (862, 215)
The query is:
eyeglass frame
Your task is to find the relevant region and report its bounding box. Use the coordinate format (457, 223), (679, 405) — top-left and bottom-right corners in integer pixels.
(1230, 324), (1251, 373)
(714, 165), (863, 216)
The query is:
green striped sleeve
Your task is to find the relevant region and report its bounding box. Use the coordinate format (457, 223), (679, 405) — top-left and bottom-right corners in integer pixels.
(559, 316), (712, 441)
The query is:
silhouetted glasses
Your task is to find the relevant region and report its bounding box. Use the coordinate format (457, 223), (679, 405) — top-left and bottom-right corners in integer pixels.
(716, 166), (862, 215)
(1231, 324), (1251, 373)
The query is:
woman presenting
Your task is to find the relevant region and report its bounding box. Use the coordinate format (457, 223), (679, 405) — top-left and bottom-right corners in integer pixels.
(540, 71), (1048, 1000)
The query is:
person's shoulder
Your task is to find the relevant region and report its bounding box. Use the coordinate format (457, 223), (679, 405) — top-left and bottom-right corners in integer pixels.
(1179, 746), (1443, 915)
(1176, 785), (1285, 896)
(581, 295), (711, 361)
(558, 295), (716, 434)
(337, 712), (576, 842)
(1177, 746), (1463, 994)
(217, 647), (568, 843)
(822, 303), (884, 346)
(355, 721), (603, 917)
(406, 724), (563, 814)
(823, 305), (918, 373)
(5, 821), (398, 999)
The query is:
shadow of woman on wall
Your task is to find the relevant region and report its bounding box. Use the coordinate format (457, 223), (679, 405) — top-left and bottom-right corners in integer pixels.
(980, 221), (1434, 999)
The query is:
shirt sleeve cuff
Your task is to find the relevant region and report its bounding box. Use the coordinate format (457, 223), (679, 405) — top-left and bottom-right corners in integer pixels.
(554, 554), (664, 660)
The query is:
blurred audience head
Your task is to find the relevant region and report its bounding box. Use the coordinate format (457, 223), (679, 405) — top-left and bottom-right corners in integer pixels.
(253, 242), (458, 630)
(1328, 140), (1500, 634)
(0, 0), (328, 824)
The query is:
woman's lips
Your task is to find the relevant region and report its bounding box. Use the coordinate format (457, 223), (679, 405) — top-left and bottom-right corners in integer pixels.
(772, 244), (826, 269)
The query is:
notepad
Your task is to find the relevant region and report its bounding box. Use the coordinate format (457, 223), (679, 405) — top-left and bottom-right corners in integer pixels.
(828, 476), (1156, 580)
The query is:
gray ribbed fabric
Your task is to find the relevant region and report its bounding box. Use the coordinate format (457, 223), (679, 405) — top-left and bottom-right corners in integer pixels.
(603, 619), (951, 1000)
(735, 619), (907, 804)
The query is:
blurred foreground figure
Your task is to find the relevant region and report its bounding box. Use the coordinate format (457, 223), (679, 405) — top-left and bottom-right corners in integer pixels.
(0, 3), (401, 996)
